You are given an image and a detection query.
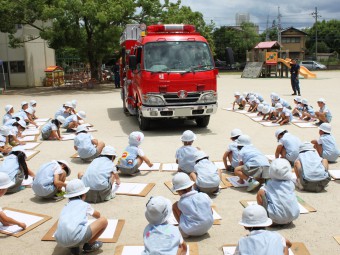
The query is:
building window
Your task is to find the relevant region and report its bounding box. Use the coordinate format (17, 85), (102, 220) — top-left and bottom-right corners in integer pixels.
(10, 61), (25, 73)
(282, 37), (301, 43)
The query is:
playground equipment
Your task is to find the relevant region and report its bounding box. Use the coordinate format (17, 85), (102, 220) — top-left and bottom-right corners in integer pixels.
(278, 58), (316, 79)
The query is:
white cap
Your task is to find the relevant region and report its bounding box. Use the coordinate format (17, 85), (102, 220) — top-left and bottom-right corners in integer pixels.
(21, 101), (28, 107)
(0, 172), (15, 189)
(76, 124), (88, 133)
(275, 103), (283, 110)
(64, 179), (90, 198)
(257, 104), (264, 112)
(294, 96), (302, 103)
(319, 123), (331, 133)
(25, 107), (34, 114)
(301, 99), (308, 105)
(194, 150), (208, 162)
(317, 98), (326, 103)
(145, 196), (172, 225)
(29, 100), (37, 106)
(239, 204), (272, 227)
(129, 131), (144, 146)
(234, 91), (241, 96)
(18, 120), (26, 128)
(237, 134), (252, 146)
(5, 104), (13, 113)
(261, 105), (271, 114)
(180, 130), (196, 142)
(57, 115), (66, 124)
(64, 101), (73, 108)
(269, 158), (292, 181)
(71, 100), (77, 108)
(172, 172), (194, 191)
(275, 129), (286, 139)
(57, 160), (71, 176)
(230, 128), (243, 138)
(76, 111), (86, 119)
(0, 126), (11, 136)
(299, 142), (315, 153)
(101, 146), (117, 156)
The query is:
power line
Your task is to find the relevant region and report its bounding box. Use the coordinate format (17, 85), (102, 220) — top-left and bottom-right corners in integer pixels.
(311, 7), (321, 59)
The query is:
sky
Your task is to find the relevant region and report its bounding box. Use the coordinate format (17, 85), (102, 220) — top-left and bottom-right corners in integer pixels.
(178, 0), (340, 33)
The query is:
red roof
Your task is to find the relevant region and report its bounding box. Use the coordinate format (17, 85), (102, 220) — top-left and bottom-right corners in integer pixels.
(254, 41), (282, 49)
(44, 66), (63, 72)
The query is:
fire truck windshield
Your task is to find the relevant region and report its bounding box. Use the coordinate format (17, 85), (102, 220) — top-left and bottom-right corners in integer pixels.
(144, 41), (214, 73)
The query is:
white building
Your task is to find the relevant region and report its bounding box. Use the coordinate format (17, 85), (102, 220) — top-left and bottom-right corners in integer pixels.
(0, 22), (55, 88)
(236, 13), (250, 26)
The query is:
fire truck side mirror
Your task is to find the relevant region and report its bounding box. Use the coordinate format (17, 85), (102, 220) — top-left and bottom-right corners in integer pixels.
(129, 55), (137, 70)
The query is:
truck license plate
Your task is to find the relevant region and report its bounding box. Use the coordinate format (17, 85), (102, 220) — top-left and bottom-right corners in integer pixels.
(176, 108), (191, 116)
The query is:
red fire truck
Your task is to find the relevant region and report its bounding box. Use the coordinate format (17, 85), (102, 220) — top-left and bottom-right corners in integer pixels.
(119, 24), (218, 130)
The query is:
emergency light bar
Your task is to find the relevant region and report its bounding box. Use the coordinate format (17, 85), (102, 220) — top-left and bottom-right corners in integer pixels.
(147, 24), (196, 33)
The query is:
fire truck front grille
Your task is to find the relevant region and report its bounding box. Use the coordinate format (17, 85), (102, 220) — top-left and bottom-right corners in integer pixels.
(163, 93), (200, 104)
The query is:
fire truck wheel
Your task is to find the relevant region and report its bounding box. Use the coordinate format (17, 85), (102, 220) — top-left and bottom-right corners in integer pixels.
(137, 108), (151, 131)
(196, 116), (210, 128)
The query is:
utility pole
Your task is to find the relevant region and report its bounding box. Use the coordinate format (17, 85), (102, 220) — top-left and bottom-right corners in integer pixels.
(265, 15), (269, 41)
(311, 7), (321, 60)
(277, 6), (282, 44)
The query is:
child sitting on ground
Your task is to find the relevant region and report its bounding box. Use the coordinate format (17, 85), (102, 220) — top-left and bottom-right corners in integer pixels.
(232, 92), (246, 110)
(175, 130), (199, 174)
(3, 105), (14, 125)
(190, 150), (221, 196)
(0, 149), (35, 193)
(299, 99), (315, 121)
(274, 129), (301, 165)
(261, 105), (276, 121)
(273, 103), (292, 126)
(32, 160), (71, 199)
(315, 98), (332, 125)
(29, 100), (38, 119)
(172, 172), (213, 237)
(0, 126), (12, 156)
(142, 196), (187, 255)
(291, 96), (303, 117)
(235, 204), (292, 255)
(311, 123), (340, 163)
(247, 95), (260, 112)
(234, 135), (270, 192)
(79, 146), (120, 203)
(223, 128), (243, 171)
(55, 179), (108, 255)
(294, 142), (331, 192)
(63, 111), (86, 132)
(74, 125), (105, 161)
(0, 172), (26, 230)
(41, 116), (65, 140)
(54, 101), (73, 119)
(257, 159), (300, 225)
(117, 131), (153, 175)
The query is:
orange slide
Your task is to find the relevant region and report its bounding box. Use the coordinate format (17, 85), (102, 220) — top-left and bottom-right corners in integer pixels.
(278, 58), (316, 79)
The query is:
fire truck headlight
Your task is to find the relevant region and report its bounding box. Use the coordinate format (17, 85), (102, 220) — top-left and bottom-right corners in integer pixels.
(143, 95), (165, 106)
(198, 92), (217, 103)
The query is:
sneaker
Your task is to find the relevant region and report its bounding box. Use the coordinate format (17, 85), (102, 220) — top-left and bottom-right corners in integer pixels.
(298, 93), (301, 96)
(246, 180), (260, 192)
(83, 241), (103, 253)
(56, 191), (66, 197)
(69, 246), (80, 255)
(291, 93), (297, 96)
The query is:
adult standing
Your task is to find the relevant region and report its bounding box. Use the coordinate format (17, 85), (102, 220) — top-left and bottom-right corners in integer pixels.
(290, 59), (301, 96)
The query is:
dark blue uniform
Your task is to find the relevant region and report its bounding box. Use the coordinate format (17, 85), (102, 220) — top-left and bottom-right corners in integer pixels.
(290, 64), (300, 95)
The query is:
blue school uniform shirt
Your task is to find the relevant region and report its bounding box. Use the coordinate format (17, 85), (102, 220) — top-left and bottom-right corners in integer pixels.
(74, 133), (96, 159)
(63, 114), (77, 128)
(41, 121), (58, 135)
(281, 108), (292, 121)
(239, 145), (270, 168)
(227, 141), (240, 168)
(178, 190), (213, 236)
(194, 158), (220, 188)
(175, 146), (198, 173)
(2, 113), (12, 125)
(55, 106), (70, 119)
(320, 105), (332, 123)
(235, 96), (245, 104)
(13, 111), (28, 120)
(279, 99), (290, 109)
(0, 154), (19, 181)
(118, 145), (144, 168)
(82, 157), (117, 190)
(32, 161), (63, 197)
(262, 180), (299, 224)
(235, 230), (285, 255)
(55, 199), (94, 248)
(278, 133), (301, 162)
(318, 134), (340, 162)
(0, 135), (6, 146)
(142, 224), (182, 255)
(297, 151), (329, 181)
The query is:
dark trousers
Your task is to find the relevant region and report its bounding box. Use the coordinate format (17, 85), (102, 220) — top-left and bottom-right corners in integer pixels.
(291, 76), (300, 94)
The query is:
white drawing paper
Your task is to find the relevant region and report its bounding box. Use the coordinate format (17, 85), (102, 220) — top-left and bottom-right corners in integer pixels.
(61, 134), (76, 141)
(112, 183), (148, 195)
(227, 176), (249, 187)
(213, 161), (226, 169)
(161, 163), (178, 171)
(139, 162), (161, 171)
(0, 210), (43, 234)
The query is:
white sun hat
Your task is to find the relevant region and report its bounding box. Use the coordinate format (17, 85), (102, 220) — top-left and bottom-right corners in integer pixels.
(239, 204), (272, 227)
(275, 103), (283, 110)
(29, 100), (37, 106)
(5, 105), (13, 113)
(71, 100), (77, 109)
(269, 158), (292, 181)
(299, 142), (315, 153)
(76, 124), (88, 133)
(319, 123), (331, 133)
(257, 104), (264, 112)
(272, 94), (280, 101)
(21, 101), (28, 107)
(25, 107), (34, 114)
(301, 99), (308, 105)
(275, 129), (286, 139)
(317, 98), (326, 103)
(180, 130), (196, 142)
(172, 172), (194, 191)
(237, 134), (252, 146)
(145, 196), (172, 225)
(101, 146), (117, 156)
(18, 120), (26, 128)
(57, 115), (66, 124)
(129, 131), (144, 146)
(0, 172), (15, 189)
(294, 96), (302, 103)
(64, 179), (90, 198)
(234, 91), (241, 96)
(261, 105), (271, 114)
(56, 160), (71, 176)
(64, 101), (73, 108)
(230, 128), (243, 138)
(0, 126), (11, 136)
(76, 111), (86, 119)
(248, 95), (255, 102)
(194, 150), (208, 162)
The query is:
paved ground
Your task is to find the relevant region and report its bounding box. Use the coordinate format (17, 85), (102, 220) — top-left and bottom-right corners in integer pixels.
(1, 70), (340, 255)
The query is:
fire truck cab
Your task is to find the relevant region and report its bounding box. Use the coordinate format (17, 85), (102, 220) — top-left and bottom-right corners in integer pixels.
(120, 24), (218, 130)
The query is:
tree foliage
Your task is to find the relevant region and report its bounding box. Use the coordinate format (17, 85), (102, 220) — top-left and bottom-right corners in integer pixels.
(0, 0), (214, 80)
